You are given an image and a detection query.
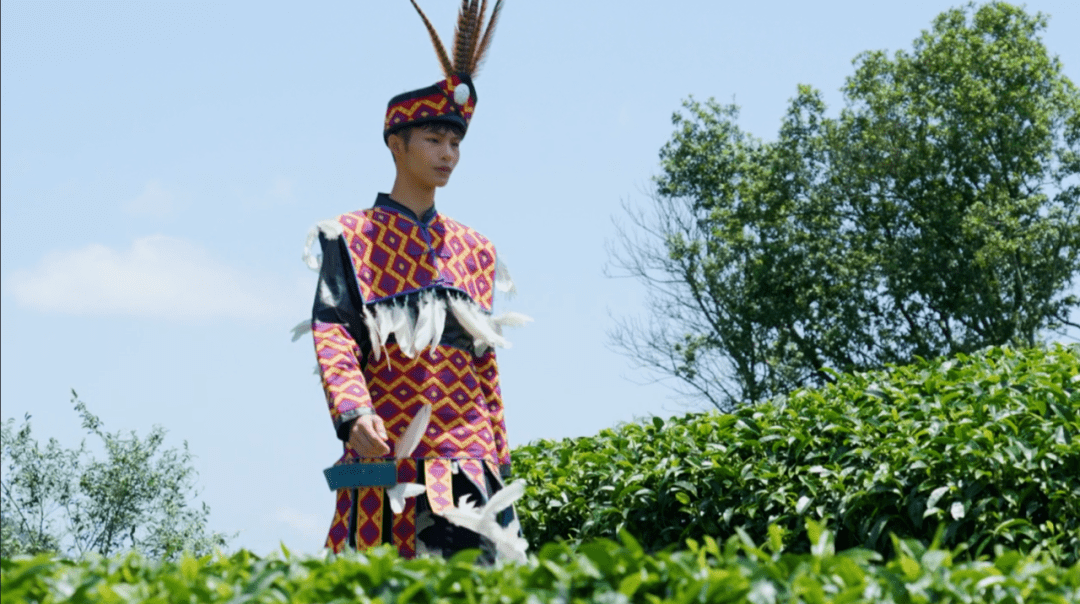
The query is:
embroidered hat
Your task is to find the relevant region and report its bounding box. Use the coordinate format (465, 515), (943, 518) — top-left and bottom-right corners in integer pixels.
(383, 0), (503, 143)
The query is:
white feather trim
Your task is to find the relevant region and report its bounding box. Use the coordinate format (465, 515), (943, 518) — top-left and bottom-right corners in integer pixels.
(484, 478), (526, 514)
(362, 294), (525, 360)
(373, 302), (397, 355)
(494, 518), (529, 563)
(447, 296), (509, 351)
(489, 312), (534, 336)
(387, 483), (426, 514)
(290, 319), (312, 342)
(395, 404), (431, 460)
(413, 292), (438, 354)
(431, 295), (447, 359)
(385, 404), (432, 514)
(361, 306), (382, 362)
(440, 480), (529, 563)
(390, 302), (418, 357)
(302, 219), (344, 272)
(318, 281), (335, 307)
(494, 257), (517, 296)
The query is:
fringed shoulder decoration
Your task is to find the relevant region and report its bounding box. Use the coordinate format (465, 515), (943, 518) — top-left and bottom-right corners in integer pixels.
(412, 0), (504, 78)
(494, 256), (517, 296)
(303, 219), (345, 272)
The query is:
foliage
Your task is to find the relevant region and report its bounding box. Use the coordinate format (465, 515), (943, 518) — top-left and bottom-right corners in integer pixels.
(3, 524), (1079, 603)
(513, 345), (1080, 565)
(610, 1), (1080, 408)
(1, 391), (230, 560)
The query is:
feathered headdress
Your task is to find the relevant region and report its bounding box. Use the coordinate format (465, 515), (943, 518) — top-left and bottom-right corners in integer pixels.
(384, 0), (504, 143)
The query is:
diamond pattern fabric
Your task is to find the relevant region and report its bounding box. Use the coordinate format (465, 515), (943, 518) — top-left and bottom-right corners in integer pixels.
(338, 207), (496, 311)
(314, 203), (511, 557)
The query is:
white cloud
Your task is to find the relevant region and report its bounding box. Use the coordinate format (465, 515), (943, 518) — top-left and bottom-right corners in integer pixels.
(125, 180), (176, 217)
(7, 236), (288, 320)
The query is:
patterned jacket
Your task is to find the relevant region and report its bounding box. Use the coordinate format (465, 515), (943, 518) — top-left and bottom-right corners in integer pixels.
(309, 193), (519, 554)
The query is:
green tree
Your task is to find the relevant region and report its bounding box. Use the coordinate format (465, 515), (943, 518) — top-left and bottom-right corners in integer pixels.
(610, 2), (1080, 409)
(1, 390), (230, 559)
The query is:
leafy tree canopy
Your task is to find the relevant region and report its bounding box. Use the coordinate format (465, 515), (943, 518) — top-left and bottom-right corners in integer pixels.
(611, 1), (1080, 409)
(1, 391), (230, 559)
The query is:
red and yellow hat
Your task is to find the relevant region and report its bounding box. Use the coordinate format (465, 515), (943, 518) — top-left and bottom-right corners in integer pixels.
(383, 1), (502, 144)
(384, 73), (477, 142)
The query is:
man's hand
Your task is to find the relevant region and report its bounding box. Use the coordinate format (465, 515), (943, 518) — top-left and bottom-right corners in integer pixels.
(348, 414), (390, 457)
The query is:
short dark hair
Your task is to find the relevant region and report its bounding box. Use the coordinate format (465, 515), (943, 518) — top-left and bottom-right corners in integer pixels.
(394, 121), (466, 146)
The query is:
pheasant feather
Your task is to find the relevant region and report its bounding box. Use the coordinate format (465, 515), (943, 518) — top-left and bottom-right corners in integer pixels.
(465, 0), (488, 73)
(453, 0), (480, 74)
(470, 0), (503, 74)
(410, 0), (454, 78)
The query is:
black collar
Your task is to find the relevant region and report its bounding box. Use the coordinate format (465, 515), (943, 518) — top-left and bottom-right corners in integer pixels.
(374, 193), (438, 224)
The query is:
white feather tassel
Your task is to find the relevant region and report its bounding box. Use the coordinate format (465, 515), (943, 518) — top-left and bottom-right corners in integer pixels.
(387, 483), (427, 514)
(489, 312), (534, 336)
(302, 226), (321, 271)
(447, 296), (509, 351)
(302, 219), (344, 271)
(494, 258), (517, 296)
(389, 302), (416, 357)
(361, 306), (382, 362)
(373, 303), (397, 356)
(440, 480), (529, 563)
(386, 404), (432, 514)
(413, 292), (437, 354)
(431, 296), (447, 358)
(290, 319), (312, 342)
(395, 404), (431, 460)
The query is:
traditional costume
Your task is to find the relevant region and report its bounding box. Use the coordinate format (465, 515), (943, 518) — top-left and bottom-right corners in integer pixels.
(302, 0), (527, 561)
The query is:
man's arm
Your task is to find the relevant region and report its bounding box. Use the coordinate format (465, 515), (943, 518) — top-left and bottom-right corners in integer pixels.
(312, 231), (389, 457)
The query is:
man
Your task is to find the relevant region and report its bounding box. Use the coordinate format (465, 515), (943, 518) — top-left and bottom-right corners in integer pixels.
(305, 0), (526, 560)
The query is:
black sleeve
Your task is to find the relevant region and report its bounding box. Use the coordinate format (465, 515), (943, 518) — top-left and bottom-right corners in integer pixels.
(312, 232), (374, 441)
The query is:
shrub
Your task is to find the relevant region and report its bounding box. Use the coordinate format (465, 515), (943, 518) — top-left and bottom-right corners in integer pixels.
(1, 391), (230, 559)
(513, 345), (1080, 564)
(3, 525), (1078, 603)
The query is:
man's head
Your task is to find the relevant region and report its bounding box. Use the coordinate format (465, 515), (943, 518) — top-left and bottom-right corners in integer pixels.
(387, 121), (464, 190)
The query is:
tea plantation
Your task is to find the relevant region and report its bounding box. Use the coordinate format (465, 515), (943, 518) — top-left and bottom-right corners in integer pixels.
(3, 344), (1078, 602)
(515, 344), (1080, 565)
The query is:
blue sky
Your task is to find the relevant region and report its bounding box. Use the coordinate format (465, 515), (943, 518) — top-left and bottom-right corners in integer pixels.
(3, 0), (1078, 555)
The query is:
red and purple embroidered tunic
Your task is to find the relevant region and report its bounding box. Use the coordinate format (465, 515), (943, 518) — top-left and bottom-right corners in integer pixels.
(312, 193), (513, 554)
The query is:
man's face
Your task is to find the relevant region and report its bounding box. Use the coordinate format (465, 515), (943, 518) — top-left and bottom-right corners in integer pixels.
(393, 126), (461, 189)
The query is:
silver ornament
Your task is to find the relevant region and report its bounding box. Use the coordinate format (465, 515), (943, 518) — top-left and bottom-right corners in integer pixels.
(453, 83), (471, 106)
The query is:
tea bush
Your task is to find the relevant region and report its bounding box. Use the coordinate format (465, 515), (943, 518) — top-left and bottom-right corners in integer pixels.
(3, 524), (1078, 603)
(513, 345), (1080, 564)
